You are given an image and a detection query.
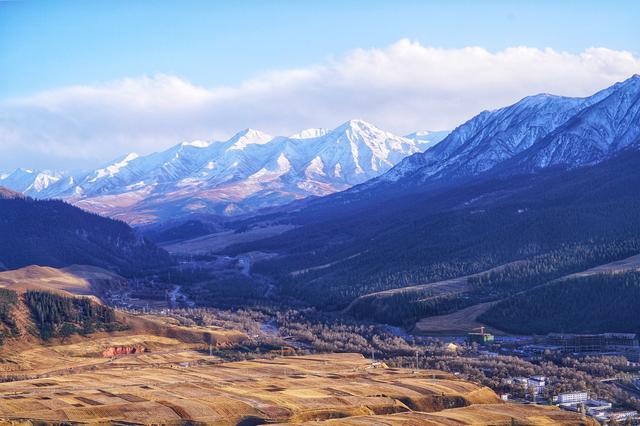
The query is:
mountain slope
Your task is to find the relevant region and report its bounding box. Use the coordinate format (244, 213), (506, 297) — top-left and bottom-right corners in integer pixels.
(11, 120), (444, 224)
(0, 168), (65, 196)
(479, 271), (640, 334)
(503, 75), (640, 171)
(0, 187), (171, 274)
(226, 147), (640, 317)
(372, 74), (639, 186)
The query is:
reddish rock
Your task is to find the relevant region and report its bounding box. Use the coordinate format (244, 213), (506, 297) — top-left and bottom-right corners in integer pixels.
(102, 344), (146, 358)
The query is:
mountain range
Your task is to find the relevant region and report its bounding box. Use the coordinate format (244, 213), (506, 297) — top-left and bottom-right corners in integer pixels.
(0, 121), (449, 224)
(207, 74), (640, 326)
(2, 74), (640, 336)
(367, 74), (640, 187)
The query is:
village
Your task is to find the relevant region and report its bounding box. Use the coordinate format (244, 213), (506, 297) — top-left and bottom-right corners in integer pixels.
(457, 328), (640, 424)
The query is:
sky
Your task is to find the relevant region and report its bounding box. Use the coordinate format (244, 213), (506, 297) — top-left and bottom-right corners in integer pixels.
(1, 0), (640, 170)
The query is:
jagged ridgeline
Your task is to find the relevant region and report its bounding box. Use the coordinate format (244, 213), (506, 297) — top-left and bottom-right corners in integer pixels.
(0, 188), (172, 275)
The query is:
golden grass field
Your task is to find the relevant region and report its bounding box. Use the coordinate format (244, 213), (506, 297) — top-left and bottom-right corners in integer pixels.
(288, 403), (598, 425)
(0, 352), (595, 425)
(0, 265), (121, 298)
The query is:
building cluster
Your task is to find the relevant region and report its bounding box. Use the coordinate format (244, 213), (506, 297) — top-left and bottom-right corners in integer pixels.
(554, 391), (638, 424)
(549, 333), (640, 361)
(501, 373), (640, 424)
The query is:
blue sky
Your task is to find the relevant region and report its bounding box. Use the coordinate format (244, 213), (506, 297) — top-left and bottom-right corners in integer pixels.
(1, 1), (639, 170)
(1, 0), (639, 99)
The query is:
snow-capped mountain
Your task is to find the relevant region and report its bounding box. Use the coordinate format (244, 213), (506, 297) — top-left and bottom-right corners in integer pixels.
(0, 168), (65, 196)
(377, 74), (640, 185)
(506, 75), (640, 171)
(19, 120), (442, 223)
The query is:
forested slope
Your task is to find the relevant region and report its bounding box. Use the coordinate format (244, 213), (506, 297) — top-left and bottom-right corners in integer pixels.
(232, 149), (640, 323)
(479, 271), (640, 334)
(0, 189), (172, 275)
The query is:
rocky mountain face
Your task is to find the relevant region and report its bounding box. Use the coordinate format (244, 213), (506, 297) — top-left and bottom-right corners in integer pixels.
(1, 120), (447, 224)
(374, 74), (640, 186)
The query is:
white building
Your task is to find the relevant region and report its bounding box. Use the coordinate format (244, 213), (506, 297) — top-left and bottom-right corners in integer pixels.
(557, 391), (589, 404)
(511, 376), (547, 397)
(526, 376), (546, 396)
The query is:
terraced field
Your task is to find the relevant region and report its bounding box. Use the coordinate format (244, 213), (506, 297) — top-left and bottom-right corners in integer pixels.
(0, 353), (593, 425)
(290, 403), (599, 425)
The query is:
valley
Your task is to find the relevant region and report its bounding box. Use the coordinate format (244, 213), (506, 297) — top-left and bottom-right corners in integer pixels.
(2, 75), (640, 424)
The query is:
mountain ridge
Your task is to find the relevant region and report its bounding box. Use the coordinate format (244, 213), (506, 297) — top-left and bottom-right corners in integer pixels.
(1, 120), (449, 224)
(367, 74), (640, 188)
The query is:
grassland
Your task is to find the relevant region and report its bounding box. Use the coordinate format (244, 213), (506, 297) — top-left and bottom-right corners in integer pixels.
(0, 265), (121, 298)
(0, 352), (596, 425)
(0, 265), (601, 424)
(413, 302), (499, 336)
(0, 353), (492, 424)
(289, 403), (599, 425)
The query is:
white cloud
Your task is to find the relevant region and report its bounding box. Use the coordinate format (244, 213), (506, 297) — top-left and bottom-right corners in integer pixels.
(2, 39), (640, 170)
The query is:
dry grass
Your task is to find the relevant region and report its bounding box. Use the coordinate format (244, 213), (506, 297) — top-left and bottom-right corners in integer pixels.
(0, 349), (594, 425)
(117, 313), (248, 345)
(413, 302), (499, 336)
(0, 353), (508, 424)
(0, 334), (213, 377)
(289, 403), (598, 425)
(0, 265), (100, 297)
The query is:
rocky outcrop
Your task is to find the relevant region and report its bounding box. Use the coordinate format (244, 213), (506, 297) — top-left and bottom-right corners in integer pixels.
(101, 344), (146, 357)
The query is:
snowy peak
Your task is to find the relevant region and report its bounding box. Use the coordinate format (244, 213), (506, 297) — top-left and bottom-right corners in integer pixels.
(378, 74), (640, 185)
(332, 119), (389, 140)
(4, 120), (430, 223)
(0, 168), (65, 195)
(507, 73), (640, 171)
(88, 152), (139, 183)
(404, 130), (450, 150)
(226, 128), (274, 151)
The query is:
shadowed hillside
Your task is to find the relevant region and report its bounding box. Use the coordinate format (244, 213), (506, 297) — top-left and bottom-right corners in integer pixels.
(0, 187), (172, 275)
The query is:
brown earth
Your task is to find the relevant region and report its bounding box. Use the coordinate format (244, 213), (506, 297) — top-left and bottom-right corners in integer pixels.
(0, 353), (594, 425)
(288, 403), (599, 425)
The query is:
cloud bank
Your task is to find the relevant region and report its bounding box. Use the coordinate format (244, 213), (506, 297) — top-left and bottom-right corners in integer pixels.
(2, 39), (640, 170)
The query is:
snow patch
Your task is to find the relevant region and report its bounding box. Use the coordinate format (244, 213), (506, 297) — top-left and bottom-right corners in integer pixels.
(89, 153), (139, 182)
(305, 156), (326, 178)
